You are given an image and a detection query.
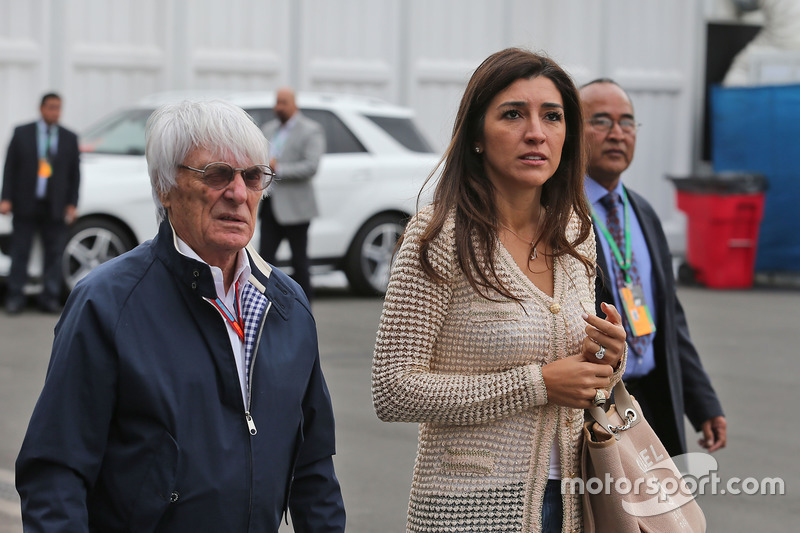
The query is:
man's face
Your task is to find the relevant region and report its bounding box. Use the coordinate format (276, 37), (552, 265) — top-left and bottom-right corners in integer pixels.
(273, 89), (297, 124)
(581, 82), (636, 189)
(161, 147), (262, 268)
(40, 97), (62, 126)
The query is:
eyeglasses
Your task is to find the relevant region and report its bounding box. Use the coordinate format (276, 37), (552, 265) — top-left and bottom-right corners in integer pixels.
(587, 117), (640, 134)
(178, 162), (274, 191)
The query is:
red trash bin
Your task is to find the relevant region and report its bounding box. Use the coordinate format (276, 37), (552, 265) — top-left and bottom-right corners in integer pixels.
(668, 173), (767, 289)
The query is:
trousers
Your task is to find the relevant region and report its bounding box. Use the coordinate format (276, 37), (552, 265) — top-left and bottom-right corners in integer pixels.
(7, 200), (67, 305)
(259, 197), (313, 301)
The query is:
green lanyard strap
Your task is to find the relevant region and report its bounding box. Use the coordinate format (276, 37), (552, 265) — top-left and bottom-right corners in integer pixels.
(591, 190), (633, 285)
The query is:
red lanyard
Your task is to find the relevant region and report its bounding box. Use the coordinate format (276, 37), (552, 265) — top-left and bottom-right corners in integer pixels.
(205, 281), (245, 343)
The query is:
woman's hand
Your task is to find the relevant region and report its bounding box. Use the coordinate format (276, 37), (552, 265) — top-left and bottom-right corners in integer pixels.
(541, 302), (626, 409)
(541, 355), (613, 409)
(581, 302), (626, 371)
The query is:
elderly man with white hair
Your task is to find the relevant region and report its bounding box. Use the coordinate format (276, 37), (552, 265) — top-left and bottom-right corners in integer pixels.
(15, 99), (346, 532)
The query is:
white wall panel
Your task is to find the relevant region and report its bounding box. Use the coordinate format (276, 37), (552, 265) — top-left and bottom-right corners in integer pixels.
(405, 0), (506, 153)
(183, 1), (283, 94)
(0, 0), (40, 41)
(302, 0), (399, 101)
(0, 0), (719, 254)
(409, 73), (468, 151)
(505, 0), (603, 69)
(413, 0), (506, 61)
(0, 64), (42, 147)
(63, 0), (167, 130)
(186, 0), (280, 85)
(0, 0), (48, 152)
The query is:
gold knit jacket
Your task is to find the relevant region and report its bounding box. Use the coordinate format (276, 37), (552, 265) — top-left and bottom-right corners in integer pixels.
(372, 205), (626, 533)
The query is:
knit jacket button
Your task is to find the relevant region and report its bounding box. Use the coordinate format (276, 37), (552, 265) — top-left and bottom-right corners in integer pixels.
(549, 303), (560, 314)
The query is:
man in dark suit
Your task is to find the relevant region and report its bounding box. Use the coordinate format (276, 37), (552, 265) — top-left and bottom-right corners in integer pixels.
(580, 79), (727, 457)
(1, 93), (80, 314)
(259, 87), (325, 301)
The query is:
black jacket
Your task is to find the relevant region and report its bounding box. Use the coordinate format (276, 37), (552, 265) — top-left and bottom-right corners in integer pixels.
(594, 187), (724, 456)
(2, 121), (80, 218)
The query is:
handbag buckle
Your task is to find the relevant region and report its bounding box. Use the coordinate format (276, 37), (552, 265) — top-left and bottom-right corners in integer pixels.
(606, 408), (638, 435)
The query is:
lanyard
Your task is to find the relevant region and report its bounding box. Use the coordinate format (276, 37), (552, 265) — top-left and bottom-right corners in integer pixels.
(205, 281), (245, 343)
(40, 126), (54, 160)
(591, 190), (633, 285)
(271, 118), (296, 158)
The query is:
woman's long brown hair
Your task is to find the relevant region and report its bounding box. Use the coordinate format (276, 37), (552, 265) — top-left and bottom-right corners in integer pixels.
(413, 48), (594, 300)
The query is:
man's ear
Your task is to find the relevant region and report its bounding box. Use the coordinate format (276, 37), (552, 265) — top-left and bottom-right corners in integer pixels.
(159, 188), (171, 210)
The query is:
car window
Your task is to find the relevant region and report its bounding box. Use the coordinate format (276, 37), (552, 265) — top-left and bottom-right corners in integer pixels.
(248, 108), (367, 155)
(363, 115), (434, 153)
(81, 105), (371, 156)
(80, 109), (151, 155)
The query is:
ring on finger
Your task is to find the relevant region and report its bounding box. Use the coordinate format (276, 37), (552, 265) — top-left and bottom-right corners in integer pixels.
(592, 388), (607, 407)
(594, 344), (606, 359)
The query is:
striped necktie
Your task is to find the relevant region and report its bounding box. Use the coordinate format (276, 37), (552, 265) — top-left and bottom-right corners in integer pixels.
(600, 192), (652, 358)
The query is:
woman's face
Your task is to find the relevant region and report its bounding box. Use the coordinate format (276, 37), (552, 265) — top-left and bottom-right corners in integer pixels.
(477, 76), (566, 194)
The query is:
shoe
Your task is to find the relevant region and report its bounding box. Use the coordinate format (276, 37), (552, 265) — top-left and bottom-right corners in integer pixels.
(38, 299), (62, 314)
(5, 299), (24, 315)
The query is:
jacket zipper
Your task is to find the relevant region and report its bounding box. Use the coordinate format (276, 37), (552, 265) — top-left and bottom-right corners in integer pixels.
(244, 300), (271, 435)
(244, 298), (271, 530)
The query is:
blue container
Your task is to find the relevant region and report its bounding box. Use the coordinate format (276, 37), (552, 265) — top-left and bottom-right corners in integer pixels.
(711, 84), (800, 272)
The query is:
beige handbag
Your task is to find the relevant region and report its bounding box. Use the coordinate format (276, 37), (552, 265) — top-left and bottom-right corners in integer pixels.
(580, 381), (706, 533)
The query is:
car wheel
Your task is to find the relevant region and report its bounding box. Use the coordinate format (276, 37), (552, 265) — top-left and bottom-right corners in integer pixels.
(345, 214), (407, 296)
(62, 218), (135, 292)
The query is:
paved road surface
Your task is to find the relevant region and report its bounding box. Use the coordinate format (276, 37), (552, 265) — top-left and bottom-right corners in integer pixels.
(1, 284), (797, 531)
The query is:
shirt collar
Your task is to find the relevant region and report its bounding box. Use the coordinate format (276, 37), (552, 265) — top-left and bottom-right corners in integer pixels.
(37, 119), (54, 133)
(585, 175), (626, 207)
(280, 113), (298, 130)
(174, 237), (251, 300)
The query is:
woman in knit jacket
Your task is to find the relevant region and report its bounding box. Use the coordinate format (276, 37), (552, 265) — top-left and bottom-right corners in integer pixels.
(372, 48), (628, 532)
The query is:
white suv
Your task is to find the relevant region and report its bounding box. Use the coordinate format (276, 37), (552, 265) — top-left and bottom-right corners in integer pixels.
(0, 92), (440, 295)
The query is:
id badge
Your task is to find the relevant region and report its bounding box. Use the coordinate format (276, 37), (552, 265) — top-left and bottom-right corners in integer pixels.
(38, 158), (52, 179)
(620, 284), (655, 337)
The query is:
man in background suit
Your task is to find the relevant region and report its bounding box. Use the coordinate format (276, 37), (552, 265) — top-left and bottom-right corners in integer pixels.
(580, 79), (727, 457)
(259, 87), (325, 301)
(1, 93), (81, 314)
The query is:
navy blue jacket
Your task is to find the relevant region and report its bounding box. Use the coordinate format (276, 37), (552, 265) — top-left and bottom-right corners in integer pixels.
(594, 187), (724, 456)
(16, 220), (346, 532)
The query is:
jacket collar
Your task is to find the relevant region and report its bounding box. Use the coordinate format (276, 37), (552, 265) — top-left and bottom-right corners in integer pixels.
(154, 219), (294, 320)
(246, 242), (297, 321)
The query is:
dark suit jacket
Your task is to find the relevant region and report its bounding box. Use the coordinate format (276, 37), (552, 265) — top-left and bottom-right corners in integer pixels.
(594, 186), (724, 456)
(2, 121), (81, 220)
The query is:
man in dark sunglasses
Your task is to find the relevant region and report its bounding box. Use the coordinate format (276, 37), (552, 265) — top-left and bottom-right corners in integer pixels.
(16, 99), (345, 532)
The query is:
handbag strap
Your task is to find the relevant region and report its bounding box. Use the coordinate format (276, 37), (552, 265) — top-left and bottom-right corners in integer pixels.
(587, 380), (641, 437)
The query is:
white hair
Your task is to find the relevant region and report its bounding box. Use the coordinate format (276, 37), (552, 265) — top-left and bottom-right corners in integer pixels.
(145, 99), (270, 222)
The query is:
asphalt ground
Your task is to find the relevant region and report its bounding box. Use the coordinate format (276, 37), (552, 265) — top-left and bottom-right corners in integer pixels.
(0, 280), (797, 531)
